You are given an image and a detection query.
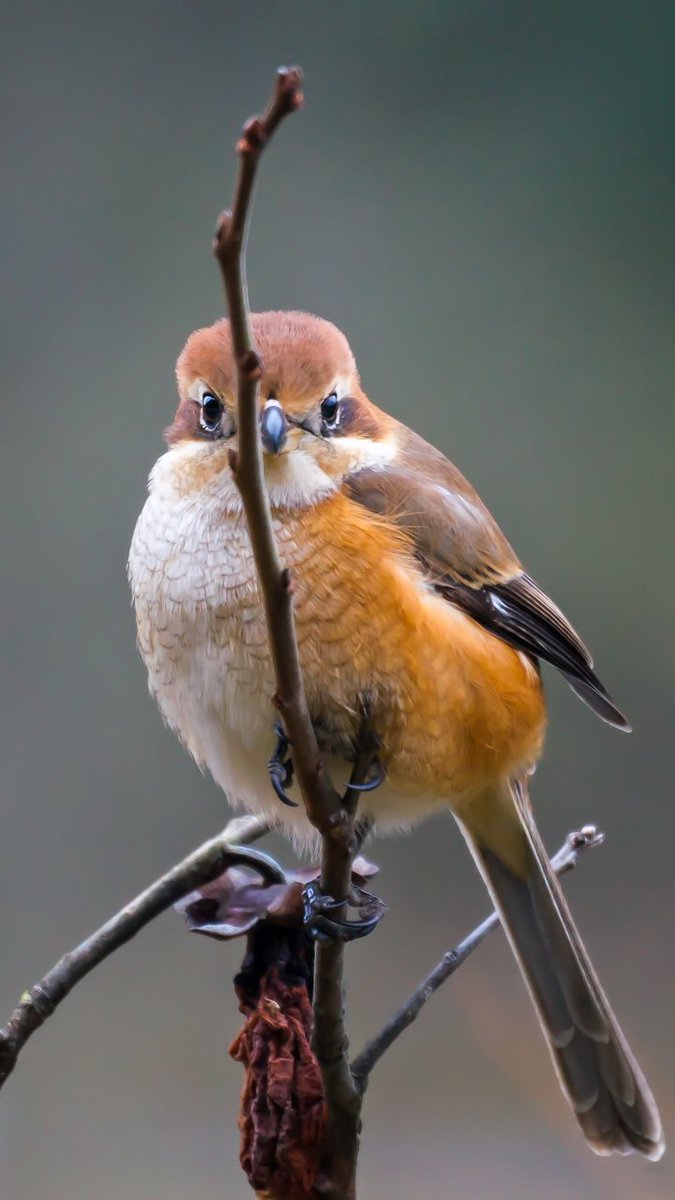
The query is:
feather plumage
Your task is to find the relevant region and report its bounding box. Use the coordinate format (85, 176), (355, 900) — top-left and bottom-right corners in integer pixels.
(345, 425), (630, 730)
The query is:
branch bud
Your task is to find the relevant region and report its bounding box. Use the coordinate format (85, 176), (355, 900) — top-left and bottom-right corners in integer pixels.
(239, 349), (263, 380)
(238, 116), (267, 155)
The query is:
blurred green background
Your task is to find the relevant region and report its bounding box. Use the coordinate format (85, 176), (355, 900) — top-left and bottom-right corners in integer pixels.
(1, 3), (674, 1198)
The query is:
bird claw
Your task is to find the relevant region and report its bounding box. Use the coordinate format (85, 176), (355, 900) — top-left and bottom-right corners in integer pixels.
(302, 880), (387, 943)
(347, 757), (386, 793)
(267, 723), (385, 807)
(267, 722), (298, 808)
(269, 761), (298, 807)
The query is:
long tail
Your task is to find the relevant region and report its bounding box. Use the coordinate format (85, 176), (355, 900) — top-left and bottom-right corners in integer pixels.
(457, 778), (664, 1160)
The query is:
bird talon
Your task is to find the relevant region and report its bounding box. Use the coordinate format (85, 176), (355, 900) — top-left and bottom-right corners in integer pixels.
(268, 722), (298, 807)
(269, 763), (299, 807)
(348, 758), (386, 793)
(302, 880), (387, 942)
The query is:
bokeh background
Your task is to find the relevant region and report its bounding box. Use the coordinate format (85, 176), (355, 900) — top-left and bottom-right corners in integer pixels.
(1, 3), (674, 1198)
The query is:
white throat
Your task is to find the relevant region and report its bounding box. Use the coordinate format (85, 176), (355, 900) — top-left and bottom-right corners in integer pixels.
(149, 433), (397, 513)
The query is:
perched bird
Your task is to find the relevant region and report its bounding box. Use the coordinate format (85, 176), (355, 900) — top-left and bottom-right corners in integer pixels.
(129, 310), (663, 1161)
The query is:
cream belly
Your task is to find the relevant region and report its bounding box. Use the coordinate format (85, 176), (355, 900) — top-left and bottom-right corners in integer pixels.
(128, 460), (446, 844)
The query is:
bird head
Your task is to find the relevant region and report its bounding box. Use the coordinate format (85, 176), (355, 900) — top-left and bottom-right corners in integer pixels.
(164, 311), (396, 509)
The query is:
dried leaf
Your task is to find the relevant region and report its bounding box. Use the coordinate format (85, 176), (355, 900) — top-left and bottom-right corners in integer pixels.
(231, 966), (325, 1199)
(176, 857), (379, 940)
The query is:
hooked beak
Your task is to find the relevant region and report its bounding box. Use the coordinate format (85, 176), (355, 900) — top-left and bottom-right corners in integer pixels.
(260, 399), (288, 455)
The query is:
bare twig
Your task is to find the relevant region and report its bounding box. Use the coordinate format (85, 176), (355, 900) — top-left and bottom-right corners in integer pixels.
(0, 814), (271, 1090)
(212, 66), (340, 835)
(351, 825), (604, 1087)
(212, 68), (366, 1198)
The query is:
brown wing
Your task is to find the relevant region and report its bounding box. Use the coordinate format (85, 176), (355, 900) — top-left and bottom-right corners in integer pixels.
(344, 424), (630, 731)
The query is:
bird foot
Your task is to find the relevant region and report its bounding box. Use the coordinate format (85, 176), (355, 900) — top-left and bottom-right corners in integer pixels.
(302, 880), (387, 942)
(267, 722), (385, 807)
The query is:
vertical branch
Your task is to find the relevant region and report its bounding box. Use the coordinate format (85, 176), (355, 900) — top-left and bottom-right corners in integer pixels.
(311, 725), (380, 1197)
(212, 66), (339, 833)
(212, 67), (363, 1198)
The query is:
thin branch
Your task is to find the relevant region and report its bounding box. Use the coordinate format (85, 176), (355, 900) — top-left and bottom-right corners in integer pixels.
(212, 66), (340, 835)
(351, 825), (604, 1088)
(212, 68), (365, 1198)
(0, 814), (271, 1090)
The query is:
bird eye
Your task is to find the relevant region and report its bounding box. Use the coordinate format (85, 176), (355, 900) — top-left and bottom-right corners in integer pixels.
(200, 392), (223, 433)
(320, 392), (340, 428)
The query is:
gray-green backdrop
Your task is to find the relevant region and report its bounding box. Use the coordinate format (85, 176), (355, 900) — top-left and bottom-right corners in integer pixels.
(1, 4), (673, 1198)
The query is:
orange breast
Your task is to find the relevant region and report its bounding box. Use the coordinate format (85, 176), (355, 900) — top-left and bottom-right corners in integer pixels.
(286, 493), (547, 800)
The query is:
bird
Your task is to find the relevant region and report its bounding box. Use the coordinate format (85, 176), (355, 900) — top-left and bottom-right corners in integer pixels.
(128, 309), (664, 1162)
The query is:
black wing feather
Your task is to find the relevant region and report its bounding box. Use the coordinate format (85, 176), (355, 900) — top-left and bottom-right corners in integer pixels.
(437, 574), (631, 731)
(344, 440), (630, 732)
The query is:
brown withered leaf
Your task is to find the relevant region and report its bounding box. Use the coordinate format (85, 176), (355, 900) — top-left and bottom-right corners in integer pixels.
(231, 966), (325, 1200)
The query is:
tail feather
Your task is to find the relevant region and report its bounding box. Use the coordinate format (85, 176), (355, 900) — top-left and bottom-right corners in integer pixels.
(459, 780), (664, 1160)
